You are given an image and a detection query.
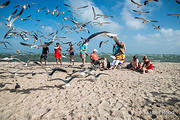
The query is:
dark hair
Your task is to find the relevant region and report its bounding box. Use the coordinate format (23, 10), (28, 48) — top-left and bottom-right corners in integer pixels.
(133, 56), (137, 60)
(56, 42), (59, 45)
(143, 56), (148, 60)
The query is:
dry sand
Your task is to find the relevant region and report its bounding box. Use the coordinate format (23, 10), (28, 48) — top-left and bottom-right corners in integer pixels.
(0, 62), (179, 120)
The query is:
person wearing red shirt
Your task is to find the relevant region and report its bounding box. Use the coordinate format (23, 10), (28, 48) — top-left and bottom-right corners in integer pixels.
(142, 56), (153, 74)
(90, 49), (101, 69)
(54, 43), (62, 65)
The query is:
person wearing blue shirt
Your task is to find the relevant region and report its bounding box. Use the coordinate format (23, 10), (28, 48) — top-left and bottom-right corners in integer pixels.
(77, 39), (88, 66)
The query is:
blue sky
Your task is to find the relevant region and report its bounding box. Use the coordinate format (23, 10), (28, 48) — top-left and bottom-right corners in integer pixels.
(0, 0), (180, 54)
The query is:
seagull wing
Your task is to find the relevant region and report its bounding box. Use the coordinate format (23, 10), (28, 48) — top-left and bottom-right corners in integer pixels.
(99, 41), (103, 48)
(7, 9), (18, 21)
(64, 3), (72, 8)
(8, 8), (24, 27)
(135, 17), (146, 21)
(131, 0), (142, 7)
(86, 31), (110, 43)
(0, 1), (10, 8)
(76, 5), (88, 10)
(20, 42), (32, 46)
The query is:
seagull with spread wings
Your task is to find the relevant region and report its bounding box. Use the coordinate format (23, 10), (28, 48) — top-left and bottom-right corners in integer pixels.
(153, 24), (160, 30)
(135, 17), (158, 23)
(168, 13), (180, 18)
(93, 21), (111, 26)
(132, 10), (150, 15)
(130, 0), (143, 8)
(64, 3), (88, 10)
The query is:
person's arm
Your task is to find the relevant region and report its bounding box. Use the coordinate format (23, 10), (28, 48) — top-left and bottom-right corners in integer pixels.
(47, 48), (49, 54)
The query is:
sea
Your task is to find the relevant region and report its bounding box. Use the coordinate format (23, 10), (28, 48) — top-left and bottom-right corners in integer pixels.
(0, 53), (180, 63)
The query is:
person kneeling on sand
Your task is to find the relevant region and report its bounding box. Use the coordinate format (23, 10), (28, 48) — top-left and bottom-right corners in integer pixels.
(127, 56), (141, 71)
(90, 49), (101, 69)
(141, 56), (153, 74)
(110, 51), (125, 69)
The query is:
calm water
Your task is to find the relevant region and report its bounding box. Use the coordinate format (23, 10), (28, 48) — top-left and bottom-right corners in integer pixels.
(0, 53), (180, 63)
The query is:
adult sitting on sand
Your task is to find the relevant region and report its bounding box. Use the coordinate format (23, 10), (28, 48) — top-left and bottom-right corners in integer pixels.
(90, 49), (101, 69)
(77, 39), (88, 66)
(54, 43), (62, 65)
(142, 56), (153, 74)
(40, 42), (49, 65)
(127, 56), (141, 70)
(110, 51), (125, 69)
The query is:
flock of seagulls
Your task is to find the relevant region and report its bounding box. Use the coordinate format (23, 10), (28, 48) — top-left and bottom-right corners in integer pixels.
(0, 0), (179, 90)
(130, 0), (180, 30)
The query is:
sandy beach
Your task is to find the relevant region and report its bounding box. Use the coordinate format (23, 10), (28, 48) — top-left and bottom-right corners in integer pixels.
(0, 62), (179, 120)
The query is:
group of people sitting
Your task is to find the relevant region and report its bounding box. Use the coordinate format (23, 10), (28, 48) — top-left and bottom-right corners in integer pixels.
(127, 56), (153, 74)
(89, 42), (153, 74)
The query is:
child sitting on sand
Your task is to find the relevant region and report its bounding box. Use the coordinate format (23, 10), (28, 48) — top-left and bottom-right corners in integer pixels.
(127, 56), (141, 71)
(141, 56), (153, 74)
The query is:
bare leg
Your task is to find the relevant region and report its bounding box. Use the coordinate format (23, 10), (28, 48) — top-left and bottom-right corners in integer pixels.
(45, 60), (47, 65)
(60, 58), (62, 65)
(56, 58), (59, 64)
(40, 58), (42, 64)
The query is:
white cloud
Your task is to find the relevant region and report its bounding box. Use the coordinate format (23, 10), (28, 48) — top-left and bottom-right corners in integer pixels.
(134, 28), (180, 54)
(41, 25), (53, 33)
(67, 0), (123, 33)
(121, 0), (145, 30)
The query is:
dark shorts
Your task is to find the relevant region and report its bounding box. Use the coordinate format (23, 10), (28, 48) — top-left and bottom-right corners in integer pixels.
(70, 52), (74, 56)
(92, 60), (100, 65)
(40, 54), (47, 60)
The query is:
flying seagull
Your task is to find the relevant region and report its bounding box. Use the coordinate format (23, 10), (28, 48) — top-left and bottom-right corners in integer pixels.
(153, 25), (160, 30)
(168, 13), (180, 18)
(132, 10), (150, 15)
(92, 7), (101, 20)
(64, 4), (88, 10)
(130, 0), (143, 8)
(7, 8), (24, 27)
(99, 40), (109, 48)
(144, 0), (159, 5)
(0, 1), (10, 8)
(93, 21), (111, 26)
(135, 17), (158, 23)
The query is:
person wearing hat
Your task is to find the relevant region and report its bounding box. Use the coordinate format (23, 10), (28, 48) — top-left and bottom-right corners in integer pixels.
(141, 56), (153, 74)
(90, 49), (101, 68)
(40, 42), (49, 65)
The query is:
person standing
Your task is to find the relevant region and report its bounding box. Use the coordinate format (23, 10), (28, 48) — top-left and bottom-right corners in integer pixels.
(40, 42), (49, 65)
(68, 42), (74, 65)
(113, 43), (119, 56)
(77, 39), (88, 66)
(54, 43), (62, 65)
